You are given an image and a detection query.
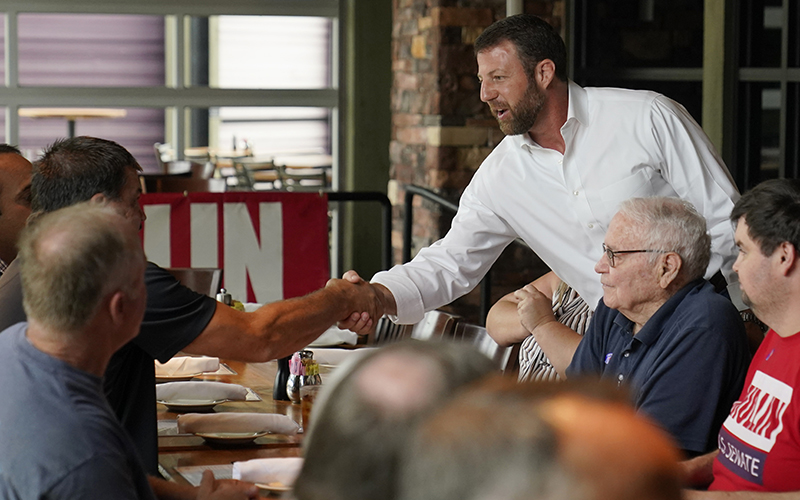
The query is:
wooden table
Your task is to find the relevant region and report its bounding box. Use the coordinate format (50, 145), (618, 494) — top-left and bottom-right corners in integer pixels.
(19, 107), (127, 138)
(157, 359), (337, 487)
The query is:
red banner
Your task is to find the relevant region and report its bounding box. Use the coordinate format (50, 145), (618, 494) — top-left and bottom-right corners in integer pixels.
(139, 192), (329, 303)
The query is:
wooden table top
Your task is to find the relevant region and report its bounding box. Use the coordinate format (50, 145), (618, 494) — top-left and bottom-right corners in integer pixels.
(19, 107), (127, 120)
(157, 358), (337, 487)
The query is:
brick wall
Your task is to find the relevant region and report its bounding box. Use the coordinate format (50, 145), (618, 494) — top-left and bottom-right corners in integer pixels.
(390, 0), (564, 323)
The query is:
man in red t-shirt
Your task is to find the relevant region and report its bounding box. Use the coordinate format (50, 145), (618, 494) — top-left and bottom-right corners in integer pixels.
(682, 178), (800, 498)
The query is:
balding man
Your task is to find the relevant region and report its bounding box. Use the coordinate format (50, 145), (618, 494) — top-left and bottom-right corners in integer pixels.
(0, 203), (257, 499)
(294, 341), (495, 500)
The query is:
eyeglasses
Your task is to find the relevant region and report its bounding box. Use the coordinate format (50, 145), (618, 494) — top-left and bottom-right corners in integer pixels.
(602, 243), (666, 268)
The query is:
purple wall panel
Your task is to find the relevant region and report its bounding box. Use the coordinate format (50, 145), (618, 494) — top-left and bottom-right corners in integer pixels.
(0, 14), (166, 171)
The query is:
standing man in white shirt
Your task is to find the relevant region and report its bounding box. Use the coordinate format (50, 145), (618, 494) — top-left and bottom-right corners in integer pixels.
(343, 14), (741, 338)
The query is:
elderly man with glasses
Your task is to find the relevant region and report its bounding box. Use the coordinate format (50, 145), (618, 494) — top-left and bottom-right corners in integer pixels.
(515, 197), (750, 458)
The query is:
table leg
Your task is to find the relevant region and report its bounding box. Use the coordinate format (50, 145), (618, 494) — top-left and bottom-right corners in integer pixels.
(67, 119), (75, 138)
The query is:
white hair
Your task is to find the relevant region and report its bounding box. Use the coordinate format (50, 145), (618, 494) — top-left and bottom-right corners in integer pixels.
(617, 197), (711, 282)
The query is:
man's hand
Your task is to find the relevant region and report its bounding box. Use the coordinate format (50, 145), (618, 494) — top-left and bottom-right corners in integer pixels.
(197, 470), (260, 500)
(327, 270), (397, 334)
(515, 284), (556, 334)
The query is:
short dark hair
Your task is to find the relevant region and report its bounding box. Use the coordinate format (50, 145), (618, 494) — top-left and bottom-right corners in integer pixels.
(31, 136), (141, 213)
(730, 179), (800, 256)
(474, 14), (567, 82)
(0, 144), (22, 156)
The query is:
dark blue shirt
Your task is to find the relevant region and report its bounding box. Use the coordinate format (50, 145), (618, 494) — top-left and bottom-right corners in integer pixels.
(566, 279), (750, 454)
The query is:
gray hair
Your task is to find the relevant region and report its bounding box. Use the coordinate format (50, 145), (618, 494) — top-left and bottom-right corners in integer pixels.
(617, 197), (710, 282)
(18, 202), (142, 332)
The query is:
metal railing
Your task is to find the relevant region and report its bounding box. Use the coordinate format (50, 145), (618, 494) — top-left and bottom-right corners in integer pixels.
(402, 184), (494, 325)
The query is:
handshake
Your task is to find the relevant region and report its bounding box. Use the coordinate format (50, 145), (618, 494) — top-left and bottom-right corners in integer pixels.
(325, 270), (397, 335)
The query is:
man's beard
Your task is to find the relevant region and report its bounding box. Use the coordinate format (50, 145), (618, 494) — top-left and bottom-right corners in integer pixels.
(495, 82), (546, 136)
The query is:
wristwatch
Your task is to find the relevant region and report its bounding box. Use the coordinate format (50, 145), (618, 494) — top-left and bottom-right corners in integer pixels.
(740, 311), (769, 334)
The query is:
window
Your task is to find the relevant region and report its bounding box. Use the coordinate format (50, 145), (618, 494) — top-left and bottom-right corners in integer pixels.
(0, 2), (338, 174)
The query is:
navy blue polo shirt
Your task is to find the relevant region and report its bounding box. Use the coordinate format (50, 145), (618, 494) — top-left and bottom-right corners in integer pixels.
(566, 279), (750, 454)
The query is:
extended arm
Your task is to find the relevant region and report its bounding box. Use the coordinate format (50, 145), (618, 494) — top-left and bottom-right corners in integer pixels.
(183, 277), (386, 362)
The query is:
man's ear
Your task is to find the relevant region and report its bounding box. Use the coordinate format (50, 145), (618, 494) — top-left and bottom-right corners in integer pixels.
(535, 59), (556, 89)
(107, 290), (127, 325)
(776, 241), (798, 277)
(89, 192), (108, 205)
(658, 252), (682, 289)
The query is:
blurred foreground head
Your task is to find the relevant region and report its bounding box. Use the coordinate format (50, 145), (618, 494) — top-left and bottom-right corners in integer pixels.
(294, 340), (496, 500)
(399, 376), (682, 500)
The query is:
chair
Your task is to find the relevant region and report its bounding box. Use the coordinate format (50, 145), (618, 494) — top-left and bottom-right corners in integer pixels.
(451, 322), (517, 374)
(230, 158), (282, 191)
(165, 268), (223, 298)
(410, 309), (461, 341)
(371, 316), (414, 345)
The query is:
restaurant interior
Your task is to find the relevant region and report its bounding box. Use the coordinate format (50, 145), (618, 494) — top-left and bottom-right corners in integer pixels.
(0, 0), (798, 497)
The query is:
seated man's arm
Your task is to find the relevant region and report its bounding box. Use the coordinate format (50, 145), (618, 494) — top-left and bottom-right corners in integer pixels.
(680, 450), (718, 489)
(514, 282), (583, 376)
(183, 278), (386, 362)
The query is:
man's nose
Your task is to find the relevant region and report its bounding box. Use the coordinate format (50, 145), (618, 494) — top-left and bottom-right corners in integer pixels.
(480, 81), (496, 102)
(594, 254), (609, 274)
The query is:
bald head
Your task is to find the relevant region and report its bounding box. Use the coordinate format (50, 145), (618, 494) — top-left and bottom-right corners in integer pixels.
(295, 341), (495, 500)
(18, 202), (144, 333)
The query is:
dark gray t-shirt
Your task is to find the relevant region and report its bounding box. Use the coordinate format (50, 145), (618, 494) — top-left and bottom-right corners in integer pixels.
(0, 323), (157, 499)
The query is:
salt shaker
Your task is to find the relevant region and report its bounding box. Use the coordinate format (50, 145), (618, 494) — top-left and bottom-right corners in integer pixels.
(287, 350), (322, 404)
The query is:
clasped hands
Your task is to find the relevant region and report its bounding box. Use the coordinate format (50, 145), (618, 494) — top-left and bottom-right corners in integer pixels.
(514, 283), (556, 334)
(325, 270), (395, 335)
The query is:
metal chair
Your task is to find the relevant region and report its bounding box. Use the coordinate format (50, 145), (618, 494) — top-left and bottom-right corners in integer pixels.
(410, 309), (460, 341)
(371, 316), (414, 345)
(451, 322), (517, 374)
(165, 268), (223, 298)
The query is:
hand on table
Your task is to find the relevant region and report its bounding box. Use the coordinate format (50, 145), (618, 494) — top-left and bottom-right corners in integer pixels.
(197, 470), (260, 500)
(514, 284), (556, 334)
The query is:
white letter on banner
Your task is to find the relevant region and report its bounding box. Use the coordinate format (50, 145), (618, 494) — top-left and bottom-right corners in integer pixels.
(191, 203), (219, 268)
(143, 204), (172, 267)
(223, 202), (283, 303)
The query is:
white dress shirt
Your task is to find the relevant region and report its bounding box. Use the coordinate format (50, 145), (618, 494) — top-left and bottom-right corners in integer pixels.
(373, 81), (741, 324)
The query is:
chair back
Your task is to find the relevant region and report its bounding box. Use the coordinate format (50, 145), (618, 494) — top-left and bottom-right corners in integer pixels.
(165, 268), (223, 298)
(410, 309), (460, 340)
(371, 316), (414, 345)
(452, 323), (516, 373)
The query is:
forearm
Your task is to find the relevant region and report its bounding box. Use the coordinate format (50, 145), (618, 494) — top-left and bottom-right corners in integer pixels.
(531, 320), (582, 376)
(680, 451), (718, 489)
(486, 297), (531, 347)
(150, 476), (198, 500)
(185, 282), (385, 362)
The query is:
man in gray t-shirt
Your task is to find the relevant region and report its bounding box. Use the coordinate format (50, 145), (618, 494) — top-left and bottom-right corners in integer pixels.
(0, 204), (257, 499)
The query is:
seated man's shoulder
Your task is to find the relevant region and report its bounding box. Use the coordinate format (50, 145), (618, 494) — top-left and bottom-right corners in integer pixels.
(670, 281), (747, 345)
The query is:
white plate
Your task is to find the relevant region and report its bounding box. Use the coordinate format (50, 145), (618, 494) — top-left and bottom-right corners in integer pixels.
(195, 431), (269, 445)
(256, 481), (292, 493)
(157, 399), (226, 412)
(155, 373), (203, 383)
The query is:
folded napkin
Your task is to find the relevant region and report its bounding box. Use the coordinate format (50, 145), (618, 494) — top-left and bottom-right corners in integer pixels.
(177, 412), (300, 435)
(309, 325), (358, 347)
(155, 356), (220, 377)
(156, 381), (248, 401)
(233, 457), (304, 486)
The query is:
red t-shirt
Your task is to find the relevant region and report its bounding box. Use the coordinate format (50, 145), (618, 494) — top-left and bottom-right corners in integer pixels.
(710, 329), (800, 492)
